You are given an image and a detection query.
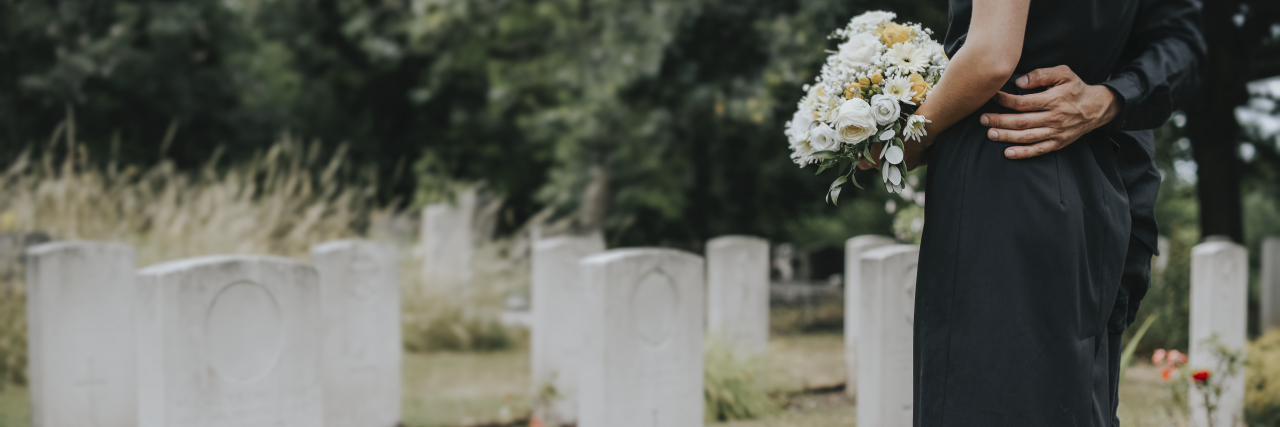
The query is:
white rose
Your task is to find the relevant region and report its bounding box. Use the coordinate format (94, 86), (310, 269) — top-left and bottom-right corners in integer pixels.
(832, 98), (877, 144)
(787, 109), (816, 144)
(836, 32), (881, 69)
(809, 123), (841, 152)
(870, 94), (902, 126)
(850, 11), (895, 29)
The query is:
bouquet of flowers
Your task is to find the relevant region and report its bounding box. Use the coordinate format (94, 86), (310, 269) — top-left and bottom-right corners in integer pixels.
(784, 11), (948, 202)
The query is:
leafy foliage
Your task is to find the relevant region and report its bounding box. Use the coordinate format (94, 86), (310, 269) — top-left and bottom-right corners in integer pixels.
(1, 0), (952, 249)
(704, 339), (780, 422)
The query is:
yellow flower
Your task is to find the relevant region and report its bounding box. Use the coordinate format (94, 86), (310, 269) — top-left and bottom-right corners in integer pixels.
(858, 77), (871, 87)
(877, 23), (912, 47)
(844, 83), (861, 99)
(870, 73), (883, 84)
(908, 73), (930, 103)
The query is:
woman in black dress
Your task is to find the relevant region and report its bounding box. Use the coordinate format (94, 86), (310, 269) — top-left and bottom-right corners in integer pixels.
(897, 0), (1136, 425)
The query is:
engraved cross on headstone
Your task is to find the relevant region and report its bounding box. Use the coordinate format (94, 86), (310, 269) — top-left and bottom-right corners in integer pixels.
(74, 358), (108, 427)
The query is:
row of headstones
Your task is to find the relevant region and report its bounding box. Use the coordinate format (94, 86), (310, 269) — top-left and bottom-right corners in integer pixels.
(526, 234), (1277, 427)
(25, 240), (401, 427)
(843, 236), (1265, 427)
(525, 234), (916, 427)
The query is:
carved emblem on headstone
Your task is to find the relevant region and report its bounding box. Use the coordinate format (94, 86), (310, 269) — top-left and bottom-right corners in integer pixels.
(632, 270), (679, 347)
(204, 280), (284, 383)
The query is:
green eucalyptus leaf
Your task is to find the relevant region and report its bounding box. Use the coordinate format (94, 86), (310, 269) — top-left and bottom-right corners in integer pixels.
(812, 150), (838, 160)
(815, 162), (833, 175)
(829, 175), (847, 191)
(830, 186), (843, 206)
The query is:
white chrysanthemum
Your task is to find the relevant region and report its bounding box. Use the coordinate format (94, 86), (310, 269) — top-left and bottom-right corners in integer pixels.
(809, 123), (841, 152)
(903, 114), (931, 142)
(835, 32), (882, 69)
(790, 136), (817, 166)
(869, 94), (901, 126)
(803, 86), (838, 122)
(831, 98), (877, 144)
(882, 76), (917, 103)
(885, 42), (929, 75)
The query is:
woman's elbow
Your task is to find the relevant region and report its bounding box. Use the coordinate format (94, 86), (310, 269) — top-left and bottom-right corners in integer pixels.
(980, 58), (1019, 88)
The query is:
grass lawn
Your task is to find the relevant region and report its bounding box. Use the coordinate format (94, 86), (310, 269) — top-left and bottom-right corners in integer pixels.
(0, 332), (1181, 427)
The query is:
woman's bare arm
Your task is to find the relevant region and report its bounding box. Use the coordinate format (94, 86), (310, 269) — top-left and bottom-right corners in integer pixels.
(902, 0), (1030, 169)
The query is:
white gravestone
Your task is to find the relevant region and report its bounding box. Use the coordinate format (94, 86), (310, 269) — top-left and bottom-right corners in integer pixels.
(26, 242), (137, 427)
(578, 249), (705, 427)
(1189, 241), (1248, 427)
(136, 256), (322, 427)
(420, 189), (477, 289)
(1262, 237), (1280, 333)
(530, 234), (606, 426)
(857, 245), (918, 427)
(843, 235), (896, 398)
(706, 235), (770, 354)
(312, 240), (402, 427)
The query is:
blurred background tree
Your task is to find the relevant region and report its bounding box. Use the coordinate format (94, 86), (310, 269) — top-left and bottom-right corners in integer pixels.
(2, 0), (1279, 343)
(0, 0), (946, 249)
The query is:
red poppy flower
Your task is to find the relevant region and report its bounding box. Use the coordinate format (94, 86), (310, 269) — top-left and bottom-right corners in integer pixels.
(1161, 368), (1173, 381)
(1192, 370), (1211, 384)
(530, 418), (545, 427)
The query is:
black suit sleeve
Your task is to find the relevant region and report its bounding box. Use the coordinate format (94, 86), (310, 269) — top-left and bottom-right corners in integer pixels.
(1100, 0), (1207, 131)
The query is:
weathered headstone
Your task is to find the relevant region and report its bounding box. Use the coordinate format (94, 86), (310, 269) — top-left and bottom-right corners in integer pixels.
(420, 189), (477, 289)
(312, 240), (402, 427)
(843, 235), (895, 398)
(530, 234), (606, 426)
(26, 242), (137, 427)
(1189, 241), (1247, 427)
(1262, 237), (1280, 333)
(857, 244), (918, 427)
(706, 235), (770, 354)
(578, 249), (705, 427)
(137, 256), (322, 427)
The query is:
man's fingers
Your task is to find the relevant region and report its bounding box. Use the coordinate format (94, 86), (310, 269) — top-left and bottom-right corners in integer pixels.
(987, 127), (1053, 144)
(1004, 140), (1061, 159)
(993, 91), (1053, 112)
(981, 111), (1055, 130)
(1016, 65), (1076, 89)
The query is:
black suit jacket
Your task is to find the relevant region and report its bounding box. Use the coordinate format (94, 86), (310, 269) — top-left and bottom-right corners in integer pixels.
(1100, 0), (1207, 256)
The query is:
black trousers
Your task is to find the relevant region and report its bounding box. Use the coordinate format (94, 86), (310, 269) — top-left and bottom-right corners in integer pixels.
(1100, 236), (1153, 426)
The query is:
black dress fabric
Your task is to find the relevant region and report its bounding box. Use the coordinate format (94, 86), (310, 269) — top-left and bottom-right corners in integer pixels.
(913, 1), (1140, 425)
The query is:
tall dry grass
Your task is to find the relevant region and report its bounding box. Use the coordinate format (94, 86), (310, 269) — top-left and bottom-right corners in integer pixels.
(1, 129), (382, 264)
(0, 123), (531, 390)
(0, 124), (388, 388)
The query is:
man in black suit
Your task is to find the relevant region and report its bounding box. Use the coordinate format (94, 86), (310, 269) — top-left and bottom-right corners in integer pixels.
(980, 0), (1206, 424)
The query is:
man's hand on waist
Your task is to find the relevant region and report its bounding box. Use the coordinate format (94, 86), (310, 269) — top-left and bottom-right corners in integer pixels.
(981, 65), (1122, 159)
